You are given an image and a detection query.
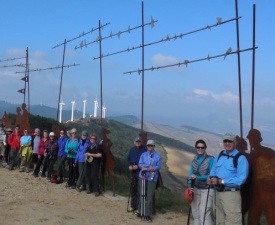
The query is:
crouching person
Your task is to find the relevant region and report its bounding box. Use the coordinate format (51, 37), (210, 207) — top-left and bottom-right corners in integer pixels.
(137, 140), (162, 223)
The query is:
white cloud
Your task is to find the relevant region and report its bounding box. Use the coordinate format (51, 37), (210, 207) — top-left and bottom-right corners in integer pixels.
(193, 89), (239, 102)
(151, 54), (180, 67)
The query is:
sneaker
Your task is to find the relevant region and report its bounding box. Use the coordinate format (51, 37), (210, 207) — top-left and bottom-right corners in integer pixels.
(19, 168), (24, 172)
(25, 168), (30, 173)
(76, 186), (82, 192)
(94, 192), (100, 197)
(127, 207), (134, 212)
(136, 212), (141, 218)
(5, 165), (10, 170)
(145, 216), (152, 223)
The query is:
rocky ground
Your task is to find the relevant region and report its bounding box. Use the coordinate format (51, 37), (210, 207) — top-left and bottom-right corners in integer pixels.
(0, 168), (187, 225)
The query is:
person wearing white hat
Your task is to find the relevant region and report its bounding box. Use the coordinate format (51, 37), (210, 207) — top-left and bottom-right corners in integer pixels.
(136, 140), (162, 223)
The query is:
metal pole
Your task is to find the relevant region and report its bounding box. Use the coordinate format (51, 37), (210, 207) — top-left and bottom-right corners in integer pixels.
(56, 39), (67, 122)
(24, 48), (28, 104)
(99, 20), (103, 122)
(27, 48), (30, 114)
(141, 1), (145, 132)
(251, 4), (256, 130)
(235, 0), (243, 137)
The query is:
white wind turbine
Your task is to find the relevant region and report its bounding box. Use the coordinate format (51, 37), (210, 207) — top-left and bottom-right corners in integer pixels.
(59, 97), (65, 123)
(71, 98), (76, 122)
(83, 98), (87, 119)
(102, 104), (107, 119)
(93, 97), (99, 118)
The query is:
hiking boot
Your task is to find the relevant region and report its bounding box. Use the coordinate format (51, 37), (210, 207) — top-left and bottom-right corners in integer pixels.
(5, 165), (10, 170)
(145, 216), (152, 223)
(41, 174), (46, 177)
(33, 174), (38, 177)
(94, 192), (100, 197)
(25, 167), (30, 173)
(136, 212), (141, 218)
(76, 186), (82, 192)
(19, 167), (24, 172)
(86, 185), (91, 194)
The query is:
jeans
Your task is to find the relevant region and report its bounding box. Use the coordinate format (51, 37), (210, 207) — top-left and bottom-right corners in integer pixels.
(9, 149), (18, 169)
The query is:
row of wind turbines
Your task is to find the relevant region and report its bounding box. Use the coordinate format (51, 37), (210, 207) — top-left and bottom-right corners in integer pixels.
(59, 98), (106, 123)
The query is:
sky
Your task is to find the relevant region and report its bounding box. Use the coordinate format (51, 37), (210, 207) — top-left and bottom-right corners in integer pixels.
(1, 0), (275, 145)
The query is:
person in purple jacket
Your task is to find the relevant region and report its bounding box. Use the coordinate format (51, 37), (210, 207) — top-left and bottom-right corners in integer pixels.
(56, 129), (69, 183)
(75, 130), (90, 192)
(137, 140), (162, 223)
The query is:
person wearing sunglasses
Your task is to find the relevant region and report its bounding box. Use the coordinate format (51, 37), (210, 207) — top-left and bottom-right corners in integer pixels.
(187, 139), (214, 225)
(207, 133), (249, 225)
(136, 140), (162, 223)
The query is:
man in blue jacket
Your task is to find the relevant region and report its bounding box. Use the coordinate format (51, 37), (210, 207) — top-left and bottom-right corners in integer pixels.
(137, 140), (162, 223)
(127, 136), (147, 212)
(207, 133), (249, 225)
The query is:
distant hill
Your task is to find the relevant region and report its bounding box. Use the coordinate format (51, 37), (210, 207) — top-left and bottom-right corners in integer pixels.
(111, 115), (224, 155)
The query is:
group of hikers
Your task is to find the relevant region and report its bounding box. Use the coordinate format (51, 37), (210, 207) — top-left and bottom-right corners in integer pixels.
(1, 120), (260, 224)
(0, 123), (103, 196)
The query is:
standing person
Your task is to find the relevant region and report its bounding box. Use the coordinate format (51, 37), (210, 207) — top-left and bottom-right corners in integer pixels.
(0, 123), (7, 166)
(207, 133), (249, 225)
(126, 136), (147, 212)
(30, 128), (41, 171)
(33, 130), (49, 177)
(65, 128), (79, 189)
(4, 128), (13, 166)
(85, 134), (103, 196)
(188, 139), (214, 225)
(19, 129), (32, 172)
(56, 129), (68, 183)
(75, 130), (90, 192)
(137, 140), (162, 223)
(6, 125), (21, 170)
(45, 132), (58, 180)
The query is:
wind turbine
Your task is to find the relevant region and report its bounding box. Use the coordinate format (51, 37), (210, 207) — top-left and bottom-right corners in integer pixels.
(93, 97), (99, 118)
(102, 104), (107, 119)
(59, 97), (65, 123)
(83, 98), (87, 119)
(71, 98), (76, 122)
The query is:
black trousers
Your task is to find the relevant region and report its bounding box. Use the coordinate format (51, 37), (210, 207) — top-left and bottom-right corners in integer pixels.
(86, 162), (100, 193)
(8, 149), (18, 169)
(33, 154), (44, 176)
(67, 157), (76, 187)
(130, 170), (140, 210)
(57, 155), (67, 179)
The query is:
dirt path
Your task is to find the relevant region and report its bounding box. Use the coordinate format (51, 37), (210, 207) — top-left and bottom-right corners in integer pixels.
(0, 168), (187, 225)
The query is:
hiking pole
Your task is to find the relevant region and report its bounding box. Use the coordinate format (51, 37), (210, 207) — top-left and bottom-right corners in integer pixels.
(141, 171), (146, 220)
(203, 185), (211, 225)
(186, 178), (194, 225)
(126, 170), (133, 212)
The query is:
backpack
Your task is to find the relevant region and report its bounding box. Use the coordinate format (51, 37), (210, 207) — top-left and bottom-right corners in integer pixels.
(217, 151), (242, 168)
